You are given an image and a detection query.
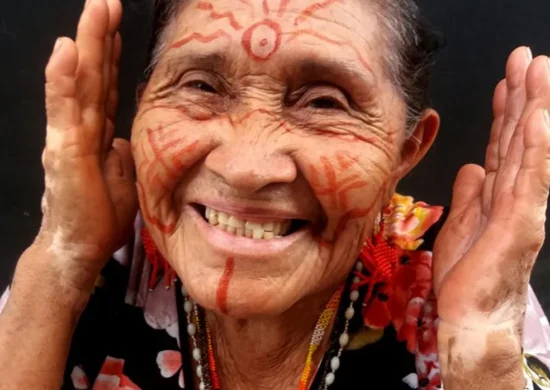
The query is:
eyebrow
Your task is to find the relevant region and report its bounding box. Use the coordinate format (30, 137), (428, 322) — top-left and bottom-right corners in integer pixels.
(287, 57), (376, 94)
(162, 52), (229, 74)
(162, 50), (375, 91)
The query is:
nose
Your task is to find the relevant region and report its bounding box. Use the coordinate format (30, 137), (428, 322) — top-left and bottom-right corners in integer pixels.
(205, 138), (297, 193)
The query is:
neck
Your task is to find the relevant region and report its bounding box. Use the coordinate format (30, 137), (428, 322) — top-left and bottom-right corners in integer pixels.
(206, 288), (339, 390)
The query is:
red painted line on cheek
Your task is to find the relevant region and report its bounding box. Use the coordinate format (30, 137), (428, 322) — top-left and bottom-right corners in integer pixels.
(137, 182), (176, 234)
(262, 0), (270, 15)
(171, 30), (231, 50)
(216, 257), (235, 314)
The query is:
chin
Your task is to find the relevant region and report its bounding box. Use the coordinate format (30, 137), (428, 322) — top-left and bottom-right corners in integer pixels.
(180, 265), (310, 318)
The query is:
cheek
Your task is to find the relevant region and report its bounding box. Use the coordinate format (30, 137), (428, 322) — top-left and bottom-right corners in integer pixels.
(131, 113), (219, 233)
(298, 143), (398, 249)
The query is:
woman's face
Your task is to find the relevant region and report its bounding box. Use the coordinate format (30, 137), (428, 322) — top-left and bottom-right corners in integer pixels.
(132, 0), (430, 316)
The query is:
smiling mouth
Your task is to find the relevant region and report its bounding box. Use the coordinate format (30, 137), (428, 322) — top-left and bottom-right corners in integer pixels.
(192, 204), (309, 240)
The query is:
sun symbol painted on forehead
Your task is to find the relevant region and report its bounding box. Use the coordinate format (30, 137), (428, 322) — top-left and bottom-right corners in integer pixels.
(169, 0), (371, 72)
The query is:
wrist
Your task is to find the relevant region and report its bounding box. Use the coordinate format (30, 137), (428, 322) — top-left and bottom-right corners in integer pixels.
(11, 242), (97, 316)
(438, 320), (524, 389)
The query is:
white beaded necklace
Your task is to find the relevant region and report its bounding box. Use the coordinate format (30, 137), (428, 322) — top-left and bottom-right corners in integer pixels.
(181, 260), (362, 390)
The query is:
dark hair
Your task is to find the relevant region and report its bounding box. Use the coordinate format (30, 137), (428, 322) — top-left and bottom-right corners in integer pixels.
(146, 0), (443, 133)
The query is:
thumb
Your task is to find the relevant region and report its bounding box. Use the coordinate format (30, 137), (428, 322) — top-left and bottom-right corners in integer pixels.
(449, 164), (485, 213)
(105, 138), (138, 248)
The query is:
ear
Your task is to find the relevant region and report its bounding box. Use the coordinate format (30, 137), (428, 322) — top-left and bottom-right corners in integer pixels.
(394, 108), (440, 180)
(135, 82), (147, 106)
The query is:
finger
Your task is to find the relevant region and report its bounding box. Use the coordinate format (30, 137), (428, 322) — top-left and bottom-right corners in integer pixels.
(497, 47), (532, 166)
(45, 38), (80, 139)
(75, 0), (110, 125)
(106, 0), (122, 35)
(102, 0), (122, 100)
(513, 109), (550, 212)
(492, 47), (533, 205)
(110, 138), (135, 181)
(449, 164), (486, 213)
(482, 80), (507, 216)
(103, 32), (121, 153)
(105, 139), (138, 246)
(485, 80), (508, 173)
(493, 56), (550, 210)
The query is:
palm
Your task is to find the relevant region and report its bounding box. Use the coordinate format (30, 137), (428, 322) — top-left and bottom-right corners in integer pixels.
(41, 0), (136, 273)
(432, 48), (550, 327)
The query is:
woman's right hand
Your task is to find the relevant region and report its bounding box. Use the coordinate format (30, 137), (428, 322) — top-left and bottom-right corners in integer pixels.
(38, 0), (137, 293)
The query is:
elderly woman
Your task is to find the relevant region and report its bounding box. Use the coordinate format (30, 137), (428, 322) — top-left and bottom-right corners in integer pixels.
(1, 0), (550, 389)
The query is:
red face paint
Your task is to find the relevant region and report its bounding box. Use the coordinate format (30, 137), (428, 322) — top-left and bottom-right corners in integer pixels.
(137, 124), (201, 234)
(308, 154), (389, 247)
(197, 2), (243, 30)
(171, 30), (232, 50)
(294, 0), (344, 25)
(262, 0), (270, 15)
(241, 19), (282, 61)
(277, 0), (292, 16)
(216, 257), (235, 314)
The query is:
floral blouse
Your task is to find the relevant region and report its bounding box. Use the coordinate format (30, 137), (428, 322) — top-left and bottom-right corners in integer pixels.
(2, 194), (550, 390)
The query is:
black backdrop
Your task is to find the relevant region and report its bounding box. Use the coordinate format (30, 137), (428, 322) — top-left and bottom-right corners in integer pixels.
(1, 1), (549, 310)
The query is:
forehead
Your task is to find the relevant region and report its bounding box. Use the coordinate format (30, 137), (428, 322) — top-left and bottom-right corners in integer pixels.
(161, 0), (383, 79)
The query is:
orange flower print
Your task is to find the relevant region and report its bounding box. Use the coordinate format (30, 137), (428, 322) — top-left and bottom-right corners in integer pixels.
(380, 194), (444, 251)
(156, 350), (184, 388)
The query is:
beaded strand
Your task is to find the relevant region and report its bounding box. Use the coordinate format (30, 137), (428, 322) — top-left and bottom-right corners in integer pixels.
(181, 286), (208, 390)
(321, 260), (362, 389)
(182, 260), (362, 390)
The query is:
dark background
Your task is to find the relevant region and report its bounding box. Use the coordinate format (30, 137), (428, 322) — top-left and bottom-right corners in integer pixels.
(1, 1), (549, 309)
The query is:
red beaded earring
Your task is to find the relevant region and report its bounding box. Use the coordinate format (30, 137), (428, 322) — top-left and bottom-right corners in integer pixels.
(140, 228), (176, 290)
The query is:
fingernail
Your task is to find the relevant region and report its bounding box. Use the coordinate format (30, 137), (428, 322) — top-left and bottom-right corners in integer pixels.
(544, 109), (550, 128)
(526, 46), (533, 62)
(53, 38), (63, 53)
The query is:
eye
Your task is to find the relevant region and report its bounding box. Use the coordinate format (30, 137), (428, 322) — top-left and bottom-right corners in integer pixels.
(185, 80), (217, 93)
(309, 97), (343, 110)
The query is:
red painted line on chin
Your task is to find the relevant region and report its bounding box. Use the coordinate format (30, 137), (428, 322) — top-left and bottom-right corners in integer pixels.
(216, 257), (235, 314)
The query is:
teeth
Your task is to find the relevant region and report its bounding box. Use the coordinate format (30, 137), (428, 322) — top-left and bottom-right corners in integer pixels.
(218, 212), (229, 225)
(228, 216), (245, 228)
(245, 221), (263, 230)
(204, 207), (295, 240)
(209, 213), (218, 226)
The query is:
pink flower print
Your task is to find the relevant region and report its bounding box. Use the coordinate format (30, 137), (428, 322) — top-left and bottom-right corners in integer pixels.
(71, 366), (90, 389)
(156, 350), (184, 388)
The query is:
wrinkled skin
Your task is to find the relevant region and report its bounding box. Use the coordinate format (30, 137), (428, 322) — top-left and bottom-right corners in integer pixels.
(133, 0), (436, 317)
(35, 0), (550, 388)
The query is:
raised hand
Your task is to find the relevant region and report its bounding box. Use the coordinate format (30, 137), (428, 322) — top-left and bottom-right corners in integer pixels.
(39, 0), (136, 293)
(434, 48), (550, 327)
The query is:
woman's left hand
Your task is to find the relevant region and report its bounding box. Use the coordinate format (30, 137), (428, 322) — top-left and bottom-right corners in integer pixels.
(432, 48), (550, 386)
